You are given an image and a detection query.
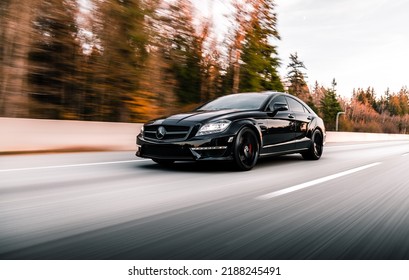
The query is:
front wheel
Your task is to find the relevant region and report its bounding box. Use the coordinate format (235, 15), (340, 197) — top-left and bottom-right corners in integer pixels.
(233, 127), (259, 171)
(302, 129), (323, 160)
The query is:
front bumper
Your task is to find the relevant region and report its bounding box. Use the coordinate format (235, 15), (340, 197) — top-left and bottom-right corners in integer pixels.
(136, 134), (235, 161)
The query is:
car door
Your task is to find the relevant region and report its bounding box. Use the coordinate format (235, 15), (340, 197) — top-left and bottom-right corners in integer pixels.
(261, 95), (296, 155)
(285, 97), (313, 149)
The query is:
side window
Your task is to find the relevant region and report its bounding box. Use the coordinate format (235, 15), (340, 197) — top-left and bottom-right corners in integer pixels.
(303, 105), (311, 114)
(286, 97), (305, 113)
(268, 95), (288, 111)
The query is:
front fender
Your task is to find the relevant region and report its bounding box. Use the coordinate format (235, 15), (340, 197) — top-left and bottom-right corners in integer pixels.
(228, 119), (264, 150)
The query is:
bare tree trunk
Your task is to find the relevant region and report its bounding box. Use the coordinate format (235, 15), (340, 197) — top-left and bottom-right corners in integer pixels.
(0, 3), (7, 115)
(231, 0), (248, 94)
(232, 49), (240, 94)
(0, 0), (38, 117)
(232, 30), (244, 94)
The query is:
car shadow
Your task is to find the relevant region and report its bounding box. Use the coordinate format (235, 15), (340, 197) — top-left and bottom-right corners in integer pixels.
(136, 155), (305, 173)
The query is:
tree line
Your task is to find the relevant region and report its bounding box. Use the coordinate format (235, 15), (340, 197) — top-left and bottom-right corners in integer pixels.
(0, 0), (283, 122)
(286, 52), (409, 133)
(0, 0), (408, 133)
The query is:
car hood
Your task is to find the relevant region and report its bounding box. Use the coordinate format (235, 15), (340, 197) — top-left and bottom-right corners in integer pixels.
(148, 109), (240, 126)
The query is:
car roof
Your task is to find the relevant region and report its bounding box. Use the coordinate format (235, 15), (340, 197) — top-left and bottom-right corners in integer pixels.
(238, 91), (282, 96)
(243, 91), (317, 114)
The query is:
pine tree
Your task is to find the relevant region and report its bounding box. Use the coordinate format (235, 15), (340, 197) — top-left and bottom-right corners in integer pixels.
(28, 0), (81, 119)
(320, 79), (342, 130)
(92, 0), (152, 122)
(286, 52), (309, 99)
(310, 81), (324, 114)
(238, 0), (283, 93)
(159, 0), (202, 104)
(226, 0), (283, 94)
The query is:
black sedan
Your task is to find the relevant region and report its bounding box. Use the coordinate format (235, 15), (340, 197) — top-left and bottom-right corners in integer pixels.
(136, 91), (326, 171)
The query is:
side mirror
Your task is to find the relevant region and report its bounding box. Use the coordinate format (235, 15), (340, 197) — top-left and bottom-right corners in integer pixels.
(272, 102), (289, 113)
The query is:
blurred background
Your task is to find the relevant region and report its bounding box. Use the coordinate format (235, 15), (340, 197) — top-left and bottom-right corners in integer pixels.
(1, 0), (408, 132)
(2, 1), (409, 262)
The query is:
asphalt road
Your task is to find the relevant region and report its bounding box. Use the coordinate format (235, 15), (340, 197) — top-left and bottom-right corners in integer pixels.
(1, 141), (409, 260)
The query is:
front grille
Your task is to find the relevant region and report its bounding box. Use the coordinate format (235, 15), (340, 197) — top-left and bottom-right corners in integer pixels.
(142, 144), (194, 160)
(144, 125), (191, 141)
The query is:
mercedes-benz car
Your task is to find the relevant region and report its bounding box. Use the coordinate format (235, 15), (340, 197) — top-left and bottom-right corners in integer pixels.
(136, 91), (326, 171)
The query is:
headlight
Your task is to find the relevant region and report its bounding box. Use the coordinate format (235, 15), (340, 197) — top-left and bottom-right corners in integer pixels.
(196, 120), (231, 136)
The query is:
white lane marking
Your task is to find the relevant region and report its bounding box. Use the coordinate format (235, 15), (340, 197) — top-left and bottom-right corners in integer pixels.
(256, 162), (382, 200)
(325, 141), (409, 149)
(0, 159), (151, 172)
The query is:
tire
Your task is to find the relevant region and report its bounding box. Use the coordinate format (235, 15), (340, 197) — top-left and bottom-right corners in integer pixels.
(152, 159), (174, 166)
(233, 127), (259, 171)
(302, 129), (323, 160)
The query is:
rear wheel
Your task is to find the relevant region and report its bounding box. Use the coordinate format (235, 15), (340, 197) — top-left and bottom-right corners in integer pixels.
(233, 127), (259, 171)
(302, 129), (323, 160)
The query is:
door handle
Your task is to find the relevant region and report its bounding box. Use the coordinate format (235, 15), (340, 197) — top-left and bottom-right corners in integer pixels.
(307, 116), (313, 120)
(288, 114), (295, 119)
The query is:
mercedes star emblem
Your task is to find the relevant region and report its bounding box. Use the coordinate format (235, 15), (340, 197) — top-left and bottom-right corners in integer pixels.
(156, 126), (166, 139)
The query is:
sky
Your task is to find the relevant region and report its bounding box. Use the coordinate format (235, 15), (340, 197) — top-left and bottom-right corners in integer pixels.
(193, 0), (409, 98)
(275, 0), (409, 97)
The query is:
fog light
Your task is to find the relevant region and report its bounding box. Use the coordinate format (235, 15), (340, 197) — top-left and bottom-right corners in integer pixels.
(191, 146), (227, 151)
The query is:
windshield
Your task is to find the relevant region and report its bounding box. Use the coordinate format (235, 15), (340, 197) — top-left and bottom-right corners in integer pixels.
(198, 93), (269, 111)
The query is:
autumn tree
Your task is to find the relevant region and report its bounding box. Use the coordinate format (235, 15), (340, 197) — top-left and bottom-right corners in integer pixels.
(200, 34), (224, 102)
(347, 97), (383, 133)
(195, 17), (226, 103)
(310, 81), (325, 114)
(386, 87), (409, 117)
(353, 87), (377, 112)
